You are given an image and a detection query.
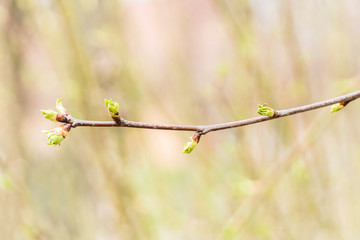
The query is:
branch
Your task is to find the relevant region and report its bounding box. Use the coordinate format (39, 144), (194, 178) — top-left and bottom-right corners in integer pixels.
(41, 90), (360, 152)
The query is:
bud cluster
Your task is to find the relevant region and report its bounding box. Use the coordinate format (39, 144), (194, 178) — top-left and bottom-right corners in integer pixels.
(41, 98), (71, 148)
(41, 98), (68, 122)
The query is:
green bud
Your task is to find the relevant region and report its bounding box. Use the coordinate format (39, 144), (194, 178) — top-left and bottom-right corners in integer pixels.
(183, 138), (198, 154)
(41, 110), (58, 122)
(330, 103), (345, 113)
(183, 132), (201, 154)
(257, 104), (275, 117)
(56, 98), (67, 115)
(105, 99), (120, 118)
(42, 124), (70, 148)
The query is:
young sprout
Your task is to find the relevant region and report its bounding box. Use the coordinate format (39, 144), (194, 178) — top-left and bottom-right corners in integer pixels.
(257, 104), (276, 117)
(41, 110), (58, 122)
(183, 132), (201, 154)
(330, 102), (345, 113)
(42, 124), (71, 148)
(105, 99), (120, 118)
(56, 98), (67, 115)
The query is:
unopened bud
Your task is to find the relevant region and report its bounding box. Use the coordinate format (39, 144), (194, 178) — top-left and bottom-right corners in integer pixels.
(183, 132), (201, 154)
(257, 104), (275, 117)
(330, 102), (345, 113)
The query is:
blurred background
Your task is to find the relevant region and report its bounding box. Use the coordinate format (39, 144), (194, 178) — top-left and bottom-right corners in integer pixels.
(1, 0), (360, 239)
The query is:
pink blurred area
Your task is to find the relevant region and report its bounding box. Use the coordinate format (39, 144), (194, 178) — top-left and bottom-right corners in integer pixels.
(1, 0), (360, 239)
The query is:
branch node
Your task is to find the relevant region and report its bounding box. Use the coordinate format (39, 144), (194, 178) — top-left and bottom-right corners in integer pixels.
(193, 131), (202, 143)
(341, 100), (350, 107)
(112, 116), (122, 125)
(273, 111), (280, 118)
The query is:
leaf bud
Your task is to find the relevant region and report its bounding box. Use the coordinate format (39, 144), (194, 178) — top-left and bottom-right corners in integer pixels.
(41, 110), (58, 122)
(330, 102), (345, 113)
(105, 99), (120, 118)
(56, 98), (67, 115)
(42, 124), (71, 148)
(257, 104), (276, 117)
(183, 132), (201, 154)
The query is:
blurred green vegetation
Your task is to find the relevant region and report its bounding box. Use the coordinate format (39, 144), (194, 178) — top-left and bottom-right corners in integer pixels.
(1, 0), (360, 239)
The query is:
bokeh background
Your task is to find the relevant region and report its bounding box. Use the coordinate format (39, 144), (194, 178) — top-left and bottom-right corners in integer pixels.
(1, 0), (360, 239)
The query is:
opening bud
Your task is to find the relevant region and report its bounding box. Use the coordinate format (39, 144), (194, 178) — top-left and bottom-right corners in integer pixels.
(105, 99), (120, 118)
(56, 98), (67, 115)
(257, 104), (276, 117)
(42, 124), (71, 148)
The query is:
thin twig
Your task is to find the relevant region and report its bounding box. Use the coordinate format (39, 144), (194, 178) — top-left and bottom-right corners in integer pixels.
(67, 90), (360, 135)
